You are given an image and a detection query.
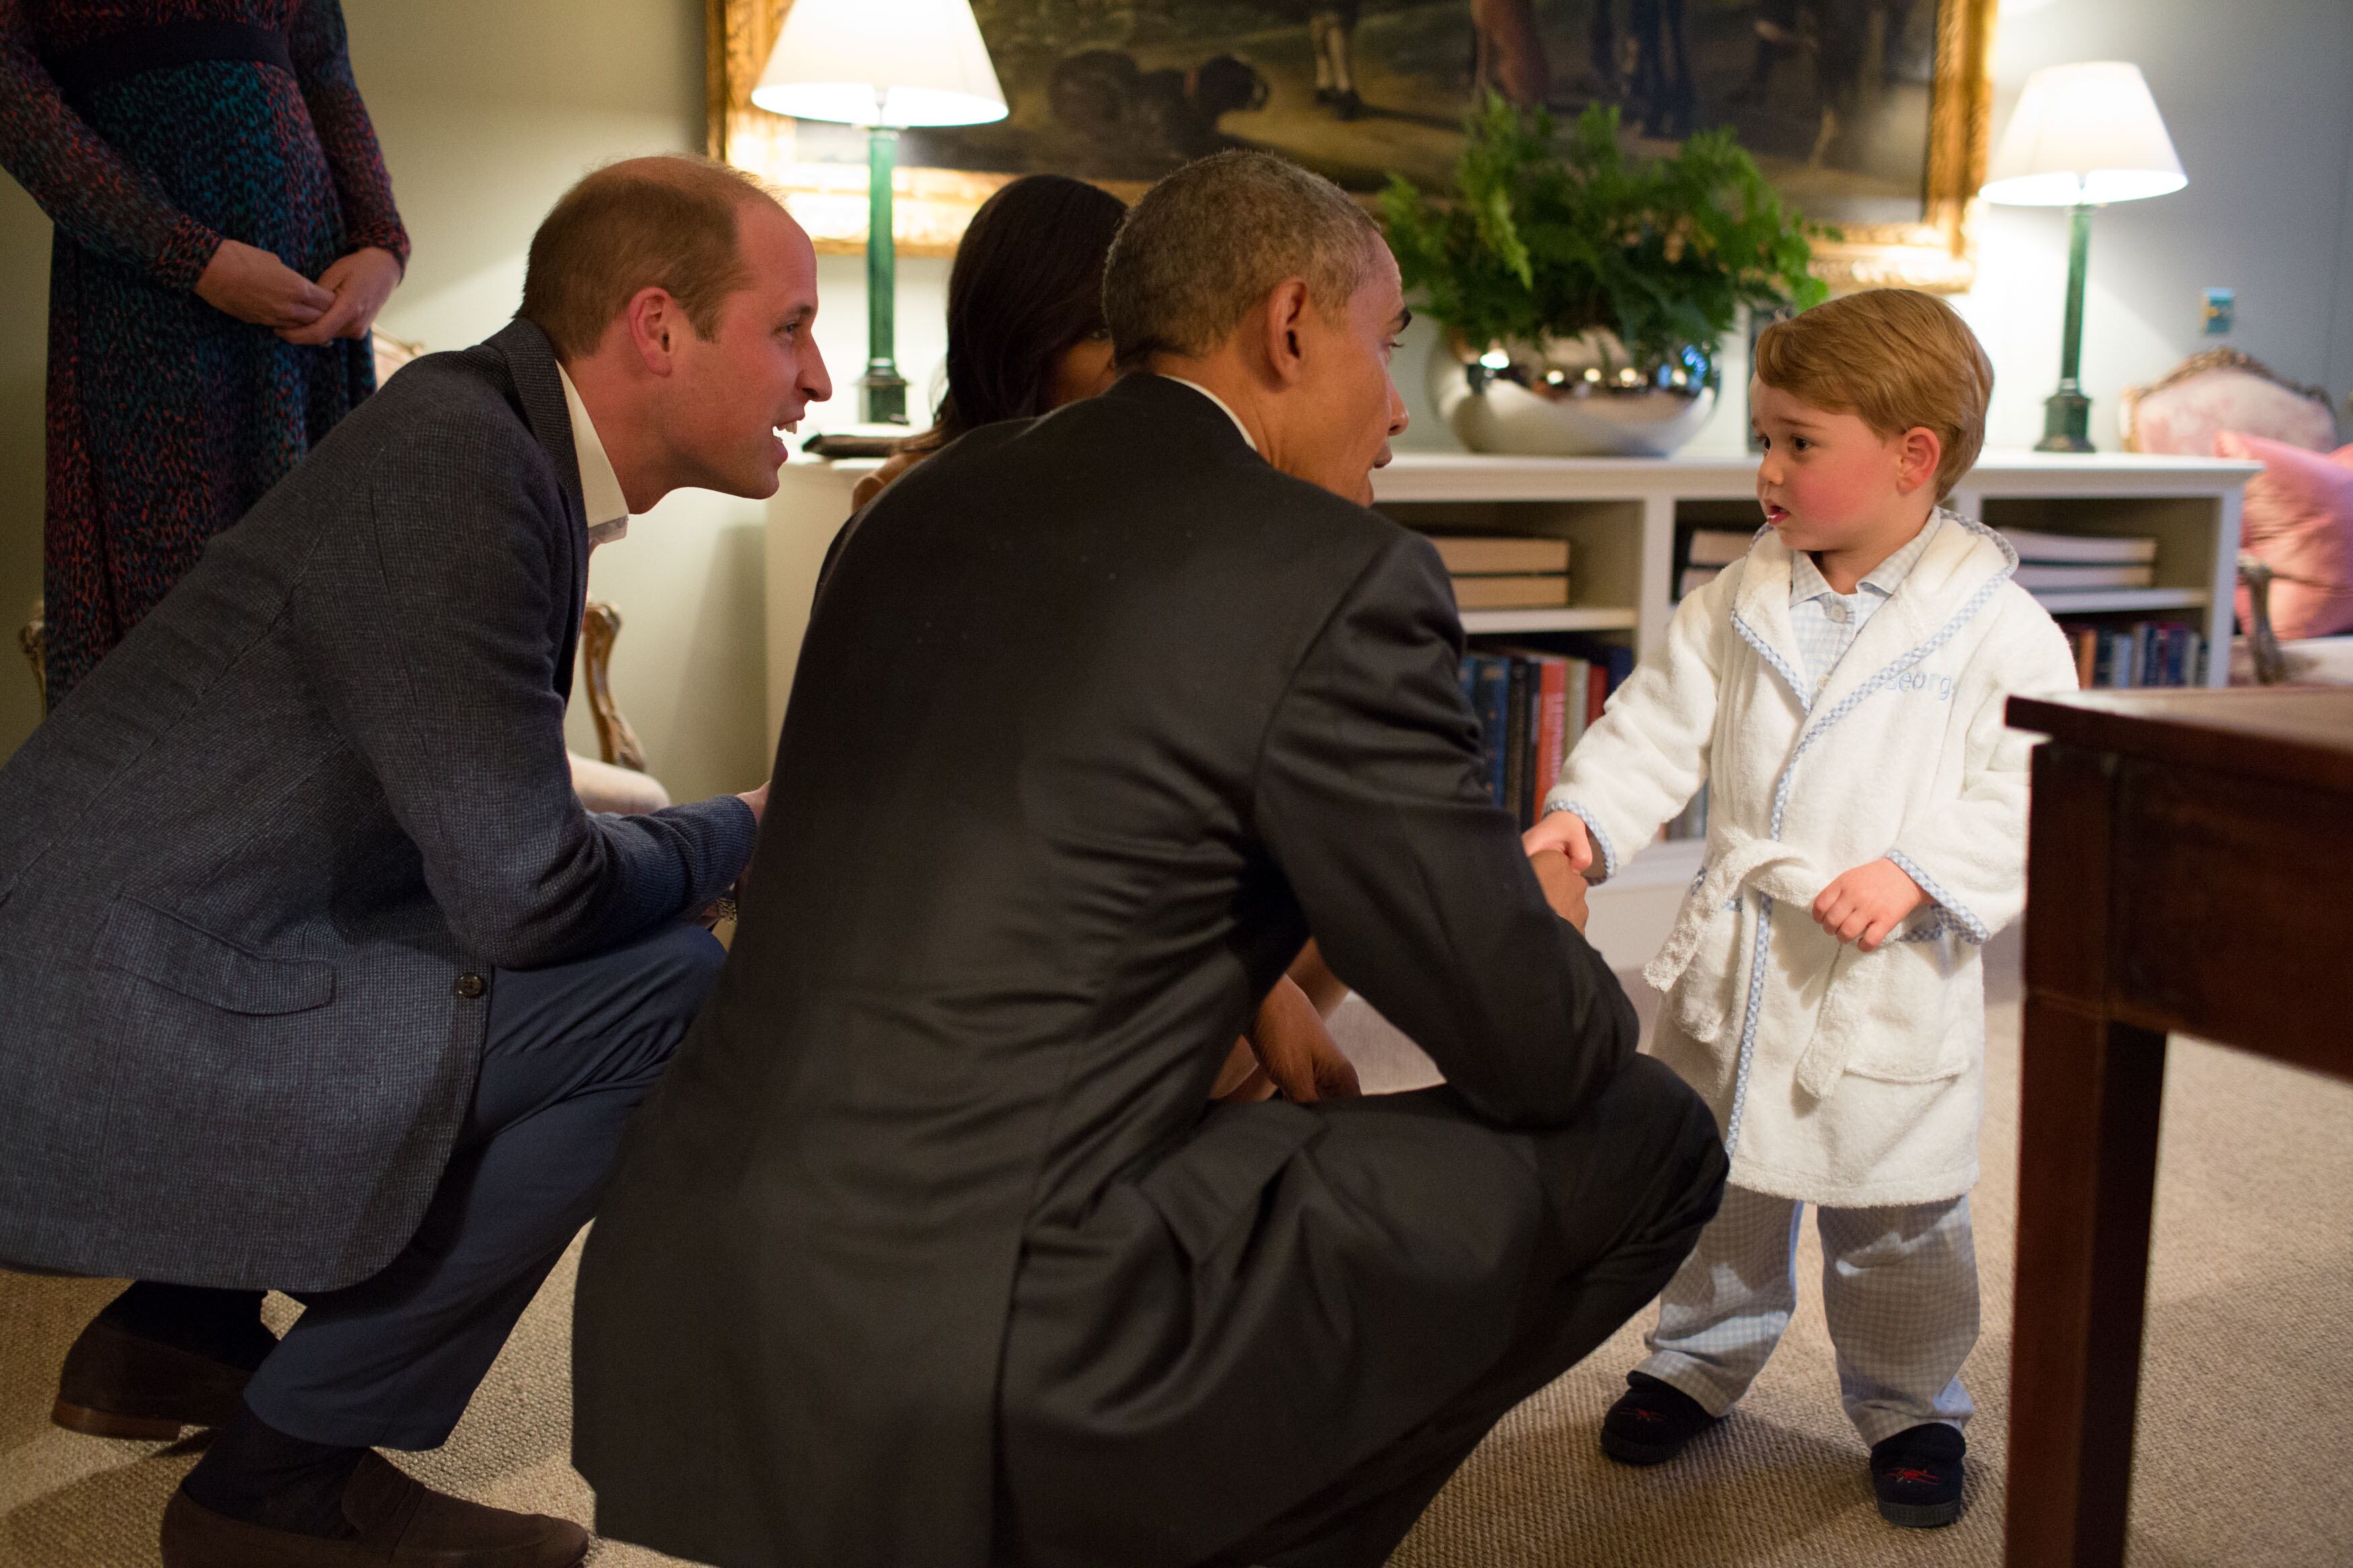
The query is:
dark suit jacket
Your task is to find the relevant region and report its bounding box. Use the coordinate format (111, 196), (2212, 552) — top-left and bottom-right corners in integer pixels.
(571, 376), (1635, 1567)
(0, 319), (756, 1292)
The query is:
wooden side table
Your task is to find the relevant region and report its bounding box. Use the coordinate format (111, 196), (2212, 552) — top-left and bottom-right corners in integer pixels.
(2003, 687), (2353, 1565)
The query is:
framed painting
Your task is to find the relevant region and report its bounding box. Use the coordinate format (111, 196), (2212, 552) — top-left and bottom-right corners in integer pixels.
(711, 0), (1997, 290)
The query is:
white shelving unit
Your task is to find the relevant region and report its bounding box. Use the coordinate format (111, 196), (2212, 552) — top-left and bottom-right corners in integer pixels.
(1363, 448), (2260, 954)
(2028, 588), (2210, 616)
(1460, 607), (1640, 635)
(766, 447), (2260, 966)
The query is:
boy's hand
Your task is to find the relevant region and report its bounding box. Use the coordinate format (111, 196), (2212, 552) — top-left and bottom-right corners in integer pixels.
(1812, 858), (1929, 952)
(1529, 847), (1591, 933)
(1523, 808), (1593, 874)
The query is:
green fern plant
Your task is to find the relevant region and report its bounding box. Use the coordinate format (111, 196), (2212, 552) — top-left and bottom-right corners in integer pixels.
(1380, 96), (1833, 367)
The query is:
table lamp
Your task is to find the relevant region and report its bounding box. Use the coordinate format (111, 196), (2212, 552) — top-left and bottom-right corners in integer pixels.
(753, 0), (1007, 425)
(1980, 61), (2186, 452)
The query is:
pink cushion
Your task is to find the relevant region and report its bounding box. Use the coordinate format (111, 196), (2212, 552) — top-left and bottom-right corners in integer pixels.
(2221, 431), (2353, 641)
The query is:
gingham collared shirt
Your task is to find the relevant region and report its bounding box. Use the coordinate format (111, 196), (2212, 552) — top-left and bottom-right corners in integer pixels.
(1788, 515), (1940, 700)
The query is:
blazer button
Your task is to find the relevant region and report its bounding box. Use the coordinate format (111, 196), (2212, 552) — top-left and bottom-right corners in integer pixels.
(454, 973), (487, 1000)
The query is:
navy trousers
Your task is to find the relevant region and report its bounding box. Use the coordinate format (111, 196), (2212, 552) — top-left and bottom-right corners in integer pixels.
(241, 921), (724, 1449)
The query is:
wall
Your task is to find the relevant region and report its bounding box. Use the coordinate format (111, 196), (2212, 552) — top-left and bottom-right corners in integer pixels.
(346, 0), (781, 804)
(4, 0), (2350, 777)
(0, 0), (783, 802)
(1958, 0), (2353, 454)
(1398, 0), (2353, 460)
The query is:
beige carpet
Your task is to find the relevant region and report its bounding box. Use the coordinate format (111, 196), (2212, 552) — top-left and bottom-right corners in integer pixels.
(7, 941), (2352, 1567)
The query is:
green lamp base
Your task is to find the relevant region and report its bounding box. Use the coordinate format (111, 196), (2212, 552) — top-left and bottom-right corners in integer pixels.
(861, 366), (908, 427)
(2036, 386), (2095, 454)
(2036, 203), (2098, 454)
(861, 125), (909, 427)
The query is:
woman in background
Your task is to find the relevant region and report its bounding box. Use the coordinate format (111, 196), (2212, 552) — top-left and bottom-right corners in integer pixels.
(1, 0), (405, 1454)
(852, 173), (1126, 509)
(0, 0), (407, 704)
(849, 171), (1353, 1102)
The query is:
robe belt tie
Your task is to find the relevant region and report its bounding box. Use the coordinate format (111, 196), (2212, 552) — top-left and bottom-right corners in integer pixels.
(1642, 827), (1833, 999)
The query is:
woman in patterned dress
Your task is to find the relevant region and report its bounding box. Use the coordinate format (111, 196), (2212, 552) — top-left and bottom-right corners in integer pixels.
(0, 0), (407, 704)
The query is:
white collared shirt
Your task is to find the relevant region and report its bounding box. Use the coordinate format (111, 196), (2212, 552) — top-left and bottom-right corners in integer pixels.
(557, 363), (630, 546)
(1161, 376), (1259, 453)
(1787, 513), (1941, 699)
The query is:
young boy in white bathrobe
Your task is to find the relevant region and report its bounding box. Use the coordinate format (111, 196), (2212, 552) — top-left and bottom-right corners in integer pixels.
(1524, 290), (2079, 1528)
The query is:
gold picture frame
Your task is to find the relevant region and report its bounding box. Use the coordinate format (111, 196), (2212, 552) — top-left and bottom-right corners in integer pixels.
(709, 0), (1997, 290)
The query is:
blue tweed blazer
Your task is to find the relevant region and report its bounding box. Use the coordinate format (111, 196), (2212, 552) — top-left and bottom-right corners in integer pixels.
(0, 319), (757, 1292)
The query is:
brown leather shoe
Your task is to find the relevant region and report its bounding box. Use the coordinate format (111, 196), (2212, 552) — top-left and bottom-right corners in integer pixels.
(53, 1319), (256, 1440)
(160, 1452), (590, 1567)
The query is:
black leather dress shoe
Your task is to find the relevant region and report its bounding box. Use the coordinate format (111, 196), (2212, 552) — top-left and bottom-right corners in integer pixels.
(161, 1454), (590, 1567)
(54, 1319), (260, 1440)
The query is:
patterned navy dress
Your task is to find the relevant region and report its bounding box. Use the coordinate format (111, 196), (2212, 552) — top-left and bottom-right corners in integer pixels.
(0, 0), (407, 702)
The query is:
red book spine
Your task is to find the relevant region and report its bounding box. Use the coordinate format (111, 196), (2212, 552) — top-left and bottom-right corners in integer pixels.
(1531, 658), (1568, 820)
(1587, 663), (1608, 728)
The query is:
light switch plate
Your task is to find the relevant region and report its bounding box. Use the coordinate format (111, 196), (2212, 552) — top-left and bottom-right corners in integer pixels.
(2202, 287), (2235, 335)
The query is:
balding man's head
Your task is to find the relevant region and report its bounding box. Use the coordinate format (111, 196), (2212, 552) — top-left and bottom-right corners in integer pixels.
(521, 155), (830, 508)
(522, 155), (790, 360)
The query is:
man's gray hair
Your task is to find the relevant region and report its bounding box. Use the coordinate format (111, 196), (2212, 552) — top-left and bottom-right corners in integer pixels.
(1104, 150), (1382, 372)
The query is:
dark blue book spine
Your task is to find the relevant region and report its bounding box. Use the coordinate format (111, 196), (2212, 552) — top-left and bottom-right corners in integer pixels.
(1554, 635), (1638, 699)
(1470, 655), (1511, 809)
(1503, 657), (1531, 830)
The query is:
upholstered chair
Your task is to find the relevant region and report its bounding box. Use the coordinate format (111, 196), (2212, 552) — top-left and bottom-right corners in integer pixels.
(2121, 348), (2353, 684)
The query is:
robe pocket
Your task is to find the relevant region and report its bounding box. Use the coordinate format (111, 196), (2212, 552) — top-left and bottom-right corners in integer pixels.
(1134, 1102), (1322, 1266)
(91, 897), (335, 1016)
(1811, 936), (1970, 1086)
(1665, 891), (1742, 1048)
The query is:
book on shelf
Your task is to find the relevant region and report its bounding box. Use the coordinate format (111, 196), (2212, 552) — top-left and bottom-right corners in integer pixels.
(1685, 528), (1757, 567)
(1453, 573), (1571, 610)
(1678, 565), (1722, 600)
(1997, 528), (2158, 565)
(1459, 636), (1635, 828)
(2014, 562), (2158, 591)
(1427, 534), (1571, 575)
(2057, 619), (2207, 690)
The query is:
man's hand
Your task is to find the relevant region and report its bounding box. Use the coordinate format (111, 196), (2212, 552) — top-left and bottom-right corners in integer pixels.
(1812, 858), (1928, 952)
(1529, 846), (1590, 933)
(1217, 975), (1359, 1104)
(1523, 808), (1594, 874)
(736, 781), (768, 825)
(278, 247), (405, 345)
(195, 238), (335, 329)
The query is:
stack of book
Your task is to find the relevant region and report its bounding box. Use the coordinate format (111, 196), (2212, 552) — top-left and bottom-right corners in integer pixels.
(1458, 638), (1635, 828)
(1999, 527), (2159, 591)
(2057, 620), (2208, 689)
(1677, 526), (1757, 600)
(1431, 534), (1572, 610)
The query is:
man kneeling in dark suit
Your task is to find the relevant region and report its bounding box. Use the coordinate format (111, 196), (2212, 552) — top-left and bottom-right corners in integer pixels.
(572, 150), (1729, 1568)
(0, 156), (831, 1567)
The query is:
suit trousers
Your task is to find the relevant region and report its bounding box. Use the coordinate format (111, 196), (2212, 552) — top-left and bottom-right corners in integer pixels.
(241, 920), (724, 1450)
(1637, 1184), (1979, 1448)
(1013, 1053), (1727, 1568)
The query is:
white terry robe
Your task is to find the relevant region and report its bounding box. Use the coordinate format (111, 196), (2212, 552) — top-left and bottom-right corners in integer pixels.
(1546, 509), (2079, 1207)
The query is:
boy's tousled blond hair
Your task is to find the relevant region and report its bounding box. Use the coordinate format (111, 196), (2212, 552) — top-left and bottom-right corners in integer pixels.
(1753, 288), (1992, 499)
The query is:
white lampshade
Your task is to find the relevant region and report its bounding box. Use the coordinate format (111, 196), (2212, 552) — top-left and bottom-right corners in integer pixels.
(752, 0), (1007, 129)
(1981, 62), (2186, 206)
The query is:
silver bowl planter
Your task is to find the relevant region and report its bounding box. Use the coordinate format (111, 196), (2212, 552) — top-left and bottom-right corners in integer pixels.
(1431, 330), (1720, 457)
